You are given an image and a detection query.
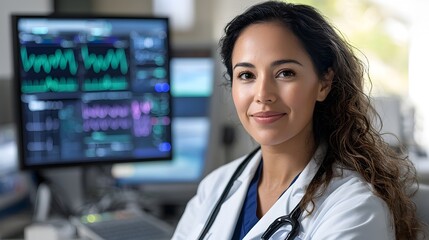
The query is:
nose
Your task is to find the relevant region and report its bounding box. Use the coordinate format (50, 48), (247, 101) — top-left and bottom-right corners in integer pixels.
(255, 75), (276, 104)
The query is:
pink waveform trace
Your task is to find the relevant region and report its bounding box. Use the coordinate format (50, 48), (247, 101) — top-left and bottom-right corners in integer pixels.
(131, 100), (151, 119)
(83, 118), (132, 132)
(82, 104), (129, 119)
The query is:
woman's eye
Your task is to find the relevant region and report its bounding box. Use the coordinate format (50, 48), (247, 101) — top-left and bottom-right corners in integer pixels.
(238, 72), (254, 80)
(277, 70), (295, 78)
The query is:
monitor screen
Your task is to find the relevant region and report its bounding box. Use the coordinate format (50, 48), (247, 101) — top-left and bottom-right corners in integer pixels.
(112, 55), (214, 184)
(11, 15), (173, 170)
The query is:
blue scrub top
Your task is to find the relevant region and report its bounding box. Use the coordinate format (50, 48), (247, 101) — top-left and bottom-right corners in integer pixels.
(231, 161), (262, 240)
(232, 161), (299, 240)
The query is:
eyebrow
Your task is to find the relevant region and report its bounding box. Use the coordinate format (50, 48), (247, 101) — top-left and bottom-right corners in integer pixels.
(233, 59), (303, 70)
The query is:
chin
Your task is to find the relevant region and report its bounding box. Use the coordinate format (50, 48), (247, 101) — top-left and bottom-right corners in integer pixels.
(252, 135), (292, 147)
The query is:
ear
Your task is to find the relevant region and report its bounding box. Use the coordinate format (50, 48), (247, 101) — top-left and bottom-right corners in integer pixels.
(317, 68), (334, 102)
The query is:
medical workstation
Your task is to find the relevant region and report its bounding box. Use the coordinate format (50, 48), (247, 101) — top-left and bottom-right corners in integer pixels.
(1, 0), (429, 239)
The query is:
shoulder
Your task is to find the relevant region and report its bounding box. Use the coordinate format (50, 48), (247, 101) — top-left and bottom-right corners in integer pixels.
(319, 169), (391, 220)
(325, 168), (380, 201)
(302, 168), (394, 240)
(171, 155), (248, 240)
(196, 155), (246, 198)
(172, 153), (256, 239)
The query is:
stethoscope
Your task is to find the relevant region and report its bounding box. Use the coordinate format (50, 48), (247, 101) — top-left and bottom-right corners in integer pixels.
(197, 147), (304, 240)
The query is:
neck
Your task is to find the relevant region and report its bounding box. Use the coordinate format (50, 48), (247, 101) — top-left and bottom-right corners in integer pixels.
(256, 138), (316, 217)
(259, 136), (316, 189)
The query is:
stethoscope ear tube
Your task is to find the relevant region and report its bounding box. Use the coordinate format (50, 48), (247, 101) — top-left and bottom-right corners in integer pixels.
(197, 146), (261, 240)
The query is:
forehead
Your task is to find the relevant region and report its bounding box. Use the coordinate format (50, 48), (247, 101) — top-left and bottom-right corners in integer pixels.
(231, 22), (311, 66)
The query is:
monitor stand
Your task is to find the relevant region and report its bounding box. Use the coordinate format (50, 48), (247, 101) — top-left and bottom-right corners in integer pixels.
(35, 167), (86, 218)
(35, 165), (138, 219)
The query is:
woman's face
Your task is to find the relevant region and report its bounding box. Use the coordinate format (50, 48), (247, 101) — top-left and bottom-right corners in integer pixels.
(231, 22), (332, 147)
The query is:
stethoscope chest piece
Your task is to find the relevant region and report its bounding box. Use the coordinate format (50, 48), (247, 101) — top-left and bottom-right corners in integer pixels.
(261, 202), (302, 240)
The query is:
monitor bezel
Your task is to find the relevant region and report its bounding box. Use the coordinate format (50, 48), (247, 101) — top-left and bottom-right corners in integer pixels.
(11, 14), (173, 170)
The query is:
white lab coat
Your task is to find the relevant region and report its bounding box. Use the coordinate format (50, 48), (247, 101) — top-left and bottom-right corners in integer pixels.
(172, 144), (395, 240)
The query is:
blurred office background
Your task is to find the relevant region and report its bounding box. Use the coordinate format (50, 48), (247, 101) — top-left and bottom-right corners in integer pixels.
(1, 0), (429, 239)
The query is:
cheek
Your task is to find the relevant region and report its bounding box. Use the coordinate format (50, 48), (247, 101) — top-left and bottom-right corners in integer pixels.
(232, 85), (249, 116)
(283, 84), (319, 111)
(232, 85), (242, 107)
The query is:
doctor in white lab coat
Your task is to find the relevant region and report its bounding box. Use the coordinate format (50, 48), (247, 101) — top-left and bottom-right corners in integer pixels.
(173, 1), (421, 239)
(172, 144), (394, 239)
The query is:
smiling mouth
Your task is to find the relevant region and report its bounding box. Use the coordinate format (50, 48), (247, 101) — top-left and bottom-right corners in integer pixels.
(250, 112), (286, 124)
(251, 111), (285, 117)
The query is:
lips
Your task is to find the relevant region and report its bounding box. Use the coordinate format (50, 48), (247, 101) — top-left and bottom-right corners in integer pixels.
(250, 111), (286, 124)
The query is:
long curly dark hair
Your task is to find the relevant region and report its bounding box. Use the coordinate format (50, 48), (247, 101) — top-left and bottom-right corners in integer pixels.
(219, 1), (421, 239)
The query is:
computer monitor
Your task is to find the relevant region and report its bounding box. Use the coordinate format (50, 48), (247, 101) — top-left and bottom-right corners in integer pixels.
(111, 49), (215, 203)
(11, 15), (173, 170)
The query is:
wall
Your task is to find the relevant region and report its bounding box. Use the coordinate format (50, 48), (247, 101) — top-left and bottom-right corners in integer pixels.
(0, 80), (13, 125)
(88, 0), (214, 50)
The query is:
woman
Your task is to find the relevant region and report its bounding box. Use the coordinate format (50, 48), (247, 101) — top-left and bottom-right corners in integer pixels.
(172, 1), (421, 239)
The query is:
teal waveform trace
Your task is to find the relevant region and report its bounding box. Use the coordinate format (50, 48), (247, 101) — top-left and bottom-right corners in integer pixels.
(21, 76), (78, 93)
(83, 75), (129, 92)
(81, 46), (129, 75)
(20, 47), (78, 75)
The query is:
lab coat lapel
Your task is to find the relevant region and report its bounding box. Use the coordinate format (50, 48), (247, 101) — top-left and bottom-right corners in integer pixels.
(208, 150), (262, 240)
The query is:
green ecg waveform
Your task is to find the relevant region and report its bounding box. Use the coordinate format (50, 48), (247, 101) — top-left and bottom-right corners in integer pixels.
(83, 75), (128, 91)
(81, 46), (129, 75)
(20, 47), (78, 75)
(21, 76), (78, 93)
